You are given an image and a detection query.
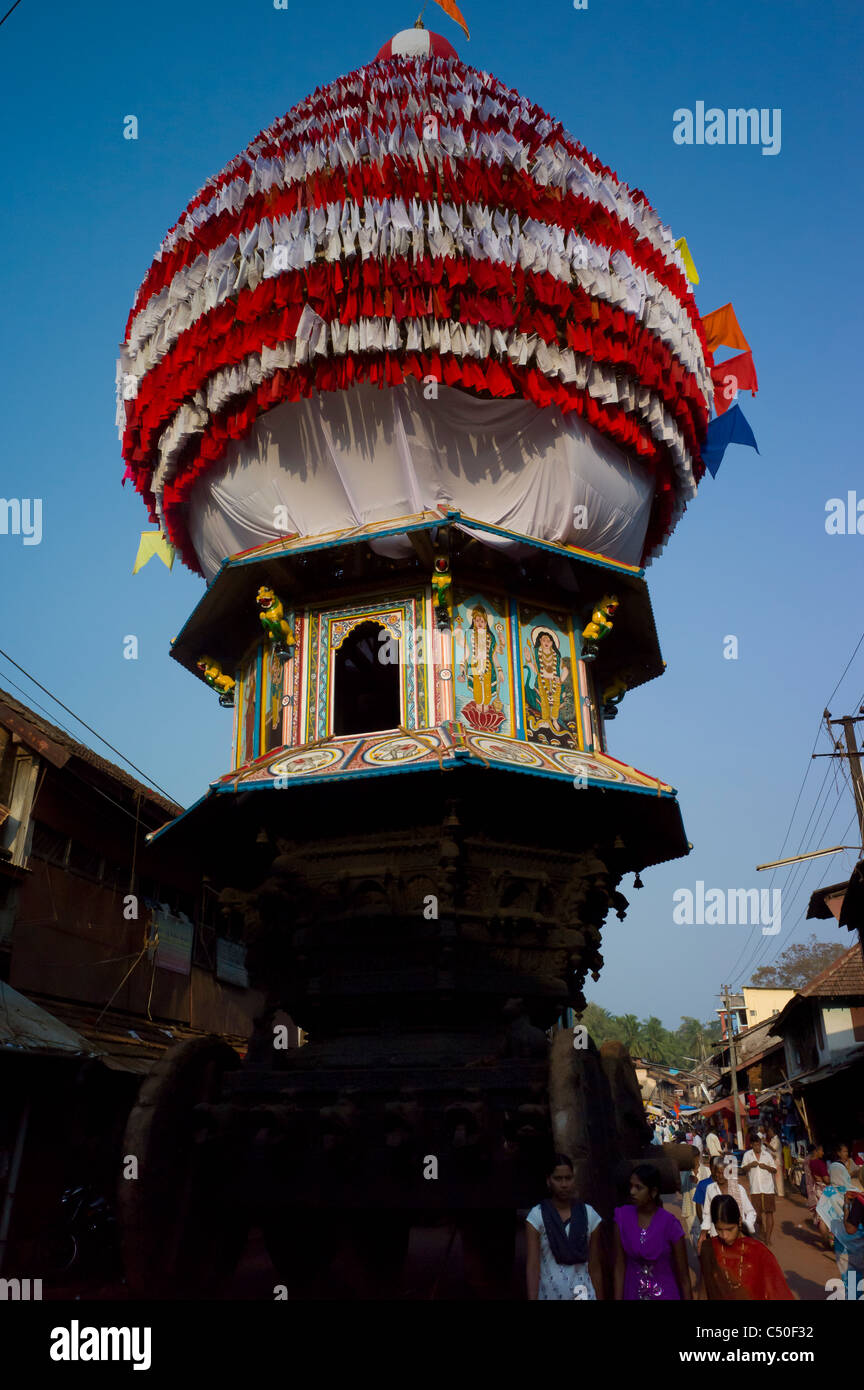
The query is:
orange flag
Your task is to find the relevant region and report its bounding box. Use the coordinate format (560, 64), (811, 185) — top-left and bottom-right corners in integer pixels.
(432, 0), (470, 39)
(701, 303), (750, 355)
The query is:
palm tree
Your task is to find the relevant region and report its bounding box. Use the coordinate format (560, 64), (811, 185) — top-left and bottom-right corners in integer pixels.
(618, 1014), (642, 1053)
(582, 1003), (615, 1045)
(641, 1016), (669, 1064)
(670, 1015), (703, 1067)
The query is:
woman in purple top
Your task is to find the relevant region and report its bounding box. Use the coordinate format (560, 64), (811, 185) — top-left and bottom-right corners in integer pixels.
(613, 1164), (692, 1300)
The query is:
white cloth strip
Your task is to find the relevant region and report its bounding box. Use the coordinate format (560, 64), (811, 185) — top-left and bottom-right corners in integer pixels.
(122, 200), (710, 400)
(147, 67), (683, 279)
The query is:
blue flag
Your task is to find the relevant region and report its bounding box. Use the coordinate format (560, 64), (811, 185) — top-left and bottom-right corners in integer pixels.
(702, 403), (760, 478)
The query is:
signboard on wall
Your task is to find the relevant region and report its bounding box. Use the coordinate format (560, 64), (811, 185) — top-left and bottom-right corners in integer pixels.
(216, 938), (250, 988)
(153, 910), (193, 975)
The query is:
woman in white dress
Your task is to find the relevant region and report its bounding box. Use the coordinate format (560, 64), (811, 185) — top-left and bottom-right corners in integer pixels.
(525, 1154), (604, 1300)
(698, 1156), (758, 1245)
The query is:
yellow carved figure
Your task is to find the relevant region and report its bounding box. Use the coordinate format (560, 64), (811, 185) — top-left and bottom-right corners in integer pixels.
(582, 595), (619, 645)
(196, 657), (236, 696)
(256, 586), (295, 648)
(601, 676), (628, 705)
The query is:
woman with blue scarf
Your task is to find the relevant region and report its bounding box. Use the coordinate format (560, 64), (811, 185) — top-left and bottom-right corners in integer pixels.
(525, 1154), (604, 1300)
(816, 1161), (864, 1278)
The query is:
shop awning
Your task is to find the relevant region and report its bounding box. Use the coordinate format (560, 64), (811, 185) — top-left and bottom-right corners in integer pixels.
(0, 984), (249, 1074)
(0, 980), (102, 1060)
(23, 993), (249, 1074)
(699, 1094), (747, 1117)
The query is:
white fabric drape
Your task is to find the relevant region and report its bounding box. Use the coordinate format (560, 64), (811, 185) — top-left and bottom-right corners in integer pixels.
(186, 379), (653, 581)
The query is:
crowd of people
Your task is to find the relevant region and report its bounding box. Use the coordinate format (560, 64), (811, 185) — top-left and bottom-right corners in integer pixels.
(526, 1121), (864, 1301)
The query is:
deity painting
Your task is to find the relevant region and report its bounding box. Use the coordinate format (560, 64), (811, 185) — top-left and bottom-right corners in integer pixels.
(521, 612), (579, 749)
(265, 649), (287, 754)
(454, 599), (509, 734)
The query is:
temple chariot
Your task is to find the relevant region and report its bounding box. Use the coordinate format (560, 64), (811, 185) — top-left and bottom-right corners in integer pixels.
(116, 21), (712, 1297)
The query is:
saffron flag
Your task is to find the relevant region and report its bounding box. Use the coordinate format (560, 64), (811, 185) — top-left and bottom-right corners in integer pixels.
(701, 302), (750, 355)
(432, 0), (470, 39)
(674, 236), (699, 285)
(710, 350), (759, 415)
(133, 530), (175, 574)
(701, 403), (759, 478)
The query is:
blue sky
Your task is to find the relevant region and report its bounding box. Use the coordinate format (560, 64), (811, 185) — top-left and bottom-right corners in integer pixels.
(1, 0), (862, 1027)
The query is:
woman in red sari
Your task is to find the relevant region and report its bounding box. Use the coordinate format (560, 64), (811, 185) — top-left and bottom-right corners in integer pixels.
(700, 1195), (794, 1301)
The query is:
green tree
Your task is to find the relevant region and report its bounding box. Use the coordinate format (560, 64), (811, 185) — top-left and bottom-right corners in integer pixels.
(581, 1003), (616, 1046)
(618, 1013), (643, 1052)
(673, 1015), (704, 1061)
(749, 934), (846, 991)
(640, 1016), (669, 1063)
(667, 1015), (720, 1068)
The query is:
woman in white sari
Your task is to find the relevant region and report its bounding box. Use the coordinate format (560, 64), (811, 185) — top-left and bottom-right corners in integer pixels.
(816, 1161), (864, 1278)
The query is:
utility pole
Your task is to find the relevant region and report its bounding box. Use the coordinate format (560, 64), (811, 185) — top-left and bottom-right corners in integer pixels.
(838, 714), (864, 843)
(723, 985), (744, 1149)
(814, 709), (864, 840)
(816, 709), (864, 959)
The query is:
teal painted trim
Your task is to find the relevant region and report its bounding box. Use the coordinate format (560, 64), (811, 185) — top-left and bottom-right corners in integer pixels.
(210, 757), (679, 798)
(145, 788), (211, 844)
(224, 515), (643, 578)
(146, 755), (680, 845)
(227, 517), (442, 570)
(509, 598), (524, 738)
(452, 516), (645, 579)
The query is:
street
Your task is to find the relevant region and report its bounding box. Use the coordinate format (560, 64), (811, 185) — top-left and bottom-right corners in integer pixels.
(42, 1185), (845, 1302)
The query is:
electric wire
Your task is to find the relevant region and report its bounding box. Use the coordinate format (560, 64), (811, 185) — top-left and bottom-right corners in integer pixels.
(735, 787), (859, 990)
(723, 748), (837, 987)
(0, 0), (23, 28)
(722, 632), (864, 987)
(732, 763), (852, 987)
(0, 646), (178, 804)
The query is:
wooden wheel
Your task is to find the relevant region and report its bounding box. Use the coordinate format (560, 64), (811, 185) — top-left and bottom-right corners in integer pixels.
(117, 1036), (245, 1299)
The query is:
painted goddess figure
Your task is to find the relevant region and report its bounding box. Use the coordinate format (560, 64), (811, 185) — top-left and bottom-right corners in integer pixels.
(524, 628), (569, 738)
(458, 605), (505, 731)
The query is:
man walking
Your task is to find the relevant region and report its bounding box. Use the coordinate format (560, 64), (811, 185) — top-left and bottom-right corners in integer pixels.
(766, 1123), (785, 1198)
(742, 1129), (777, 1244)
(706, 1125), (722, 1160)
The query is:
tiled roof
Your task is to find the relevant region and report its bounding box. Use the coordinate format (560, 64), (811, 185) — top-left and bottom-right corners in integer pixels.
(26, 993), (249, 1073)
(799, 942), (864, 997)
(0, 687), (180, 817)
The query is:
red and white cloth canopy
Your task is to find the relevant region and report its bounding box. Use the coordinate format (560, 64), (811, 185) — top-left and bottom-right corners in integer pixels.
(117, 42), (714, 575)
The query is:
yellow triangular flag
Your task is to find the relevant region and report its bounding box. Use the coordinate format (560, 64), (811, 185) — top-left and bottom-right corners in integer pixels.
(675, 236), (699, 285)
(133, 531), (175, 575)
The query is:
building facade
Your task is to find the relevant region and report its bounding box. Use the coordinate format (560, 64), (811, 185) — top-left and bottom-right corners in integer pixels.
(0, 689), (266, 1278)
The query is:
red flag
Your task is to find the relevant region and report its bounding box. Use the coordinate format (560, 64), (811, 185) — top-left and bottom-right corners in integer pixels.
(432, 0), (470, 39)
(701, 303), (750, 355)
(710, 350), (759, 415)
